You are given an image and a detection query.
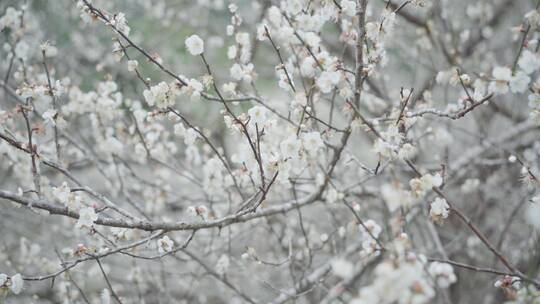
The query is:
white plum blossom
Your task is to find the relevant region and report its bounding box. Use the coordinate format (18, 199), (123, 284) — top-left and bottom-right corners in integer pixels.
(525, 196), (540, 229)
(215, 254), (230, 276)
(510, 71), (531, 93)
(381, 183), (415, 212)
(325, 188), (343, 204)
(331, 258), (354, 279)
(428, 262), (457, 288)
(110, 13), (130, 36)
(76, 207), (98, 229)
(42, 109), (57, 125)
(185, 34), (204, 55)
(157, 235), (174, 254)
(143, 82), (173, 108)
(227, 45), (237, 59)
(183, 128), (200, 146)
(40, 41), (58, 57)
(410, 173), (443, 197)
(430, 197), (450, 221)
(2, 1), (540, 302)
(248, 106), (268, 125)
(230, 63), (254, 82)
(494, 275), (521, 290)
(300, 57), (316, 77)
(52, 182), (71, 203)
(488, 66), (512, 95)
(51, 181), (82, 210)
(302, 131), (324, 152)
(0, 7), (21, 29)
(461, 178), (480, 193)
(316, 70), (341, 93)
(359, 219), (382, 253)
(280, 135), (301, 159)
(15, 41), (30, 60)
(518, 50), (540, 74)
(101, 289), (111, 304)
(10, 274), (23, 295)
(0, 273), (23, 295)
(341, 0), (356, 17)
(127, 60), (138, 72)
(185, 78), (204, 101)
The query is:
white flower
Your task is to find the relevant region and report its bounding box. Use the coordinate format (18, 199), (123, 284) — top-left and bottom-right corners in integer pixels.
(235, 32), (250, 46)
(488, 66), (512, 95)
(143, 82), (172, 108)
(302, 131), (324, 152)
(530, 109), (540, 125)
(101, 288), (111, 304)
(526, 197), (540, 230)
(380, 183), (414, 212)
(40, 41), (58, 57)
(341, 0), (356, 17)
(215, 254), (230, 276)
(510, 71), (531, 93)
(525, 9), (540, 25)
(410, 173), (442, 197)
(529, 92), (540, 109)
(111, 13), (130, 36)
(461, 178), (480, 193)
(184, 128), (200, 146)
(230, 63), (254, 82)
(304, 32), (321, 48)
(228, 3), (238, 13)
(300, 57), (316, 77)
(0, 7), (21, 29)
(280, 136), (301, 159)
(10, 274), (23, 294)
(76, 207), (98, 229)
(331, 258), (354, 279)
(436, 70), (452, 84)
(518, 50), (540, 74)
(366, 22), (380, 42)
(411, 0), (426, 6)
(360, 219), (382, 239)
(157, 235), (174, 254)
(186, 78), (203, 101)
(42, 109), (57, 125)
(15, 41), (29, 60)
(0, 273), (7, 286)
(494, 275), (521, 289)
(430, 197), (450, 220)
(127, 60), (138, 72)
(316, 71), (341, 93)
(286, 0), (304, 15)
(186, 206), (198, 217)
(326, 188), (343, 204)
(174, 122), (186, 136)
(226, 25), (234, 36)
(397, 143), (416, 160)
(428, 262), (457, 288)
(248, 106), (268, 125)
(222, 82), (237, 96)
(52, 182), (81, 210)
(227, 45), (237, 59)
(373, 138), (397, 159)
(52, 182), (71, 204)
(185, 35), (204, 55)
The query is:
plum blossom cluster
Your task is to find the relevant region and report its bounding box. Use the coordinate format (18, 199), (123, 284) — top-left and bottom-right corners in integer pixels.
(0, 0), (540, 303)
(0, 274), (23, 297)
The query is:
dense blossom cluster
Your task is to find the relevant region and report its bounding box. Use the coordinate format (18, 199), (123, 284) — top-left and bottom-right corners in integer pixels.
(0, 0), (539, 303)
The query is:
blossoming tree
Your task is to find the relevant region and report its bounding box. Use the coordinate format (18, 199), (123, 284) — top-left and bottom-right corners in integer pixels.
(1, 0), (540, 303)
